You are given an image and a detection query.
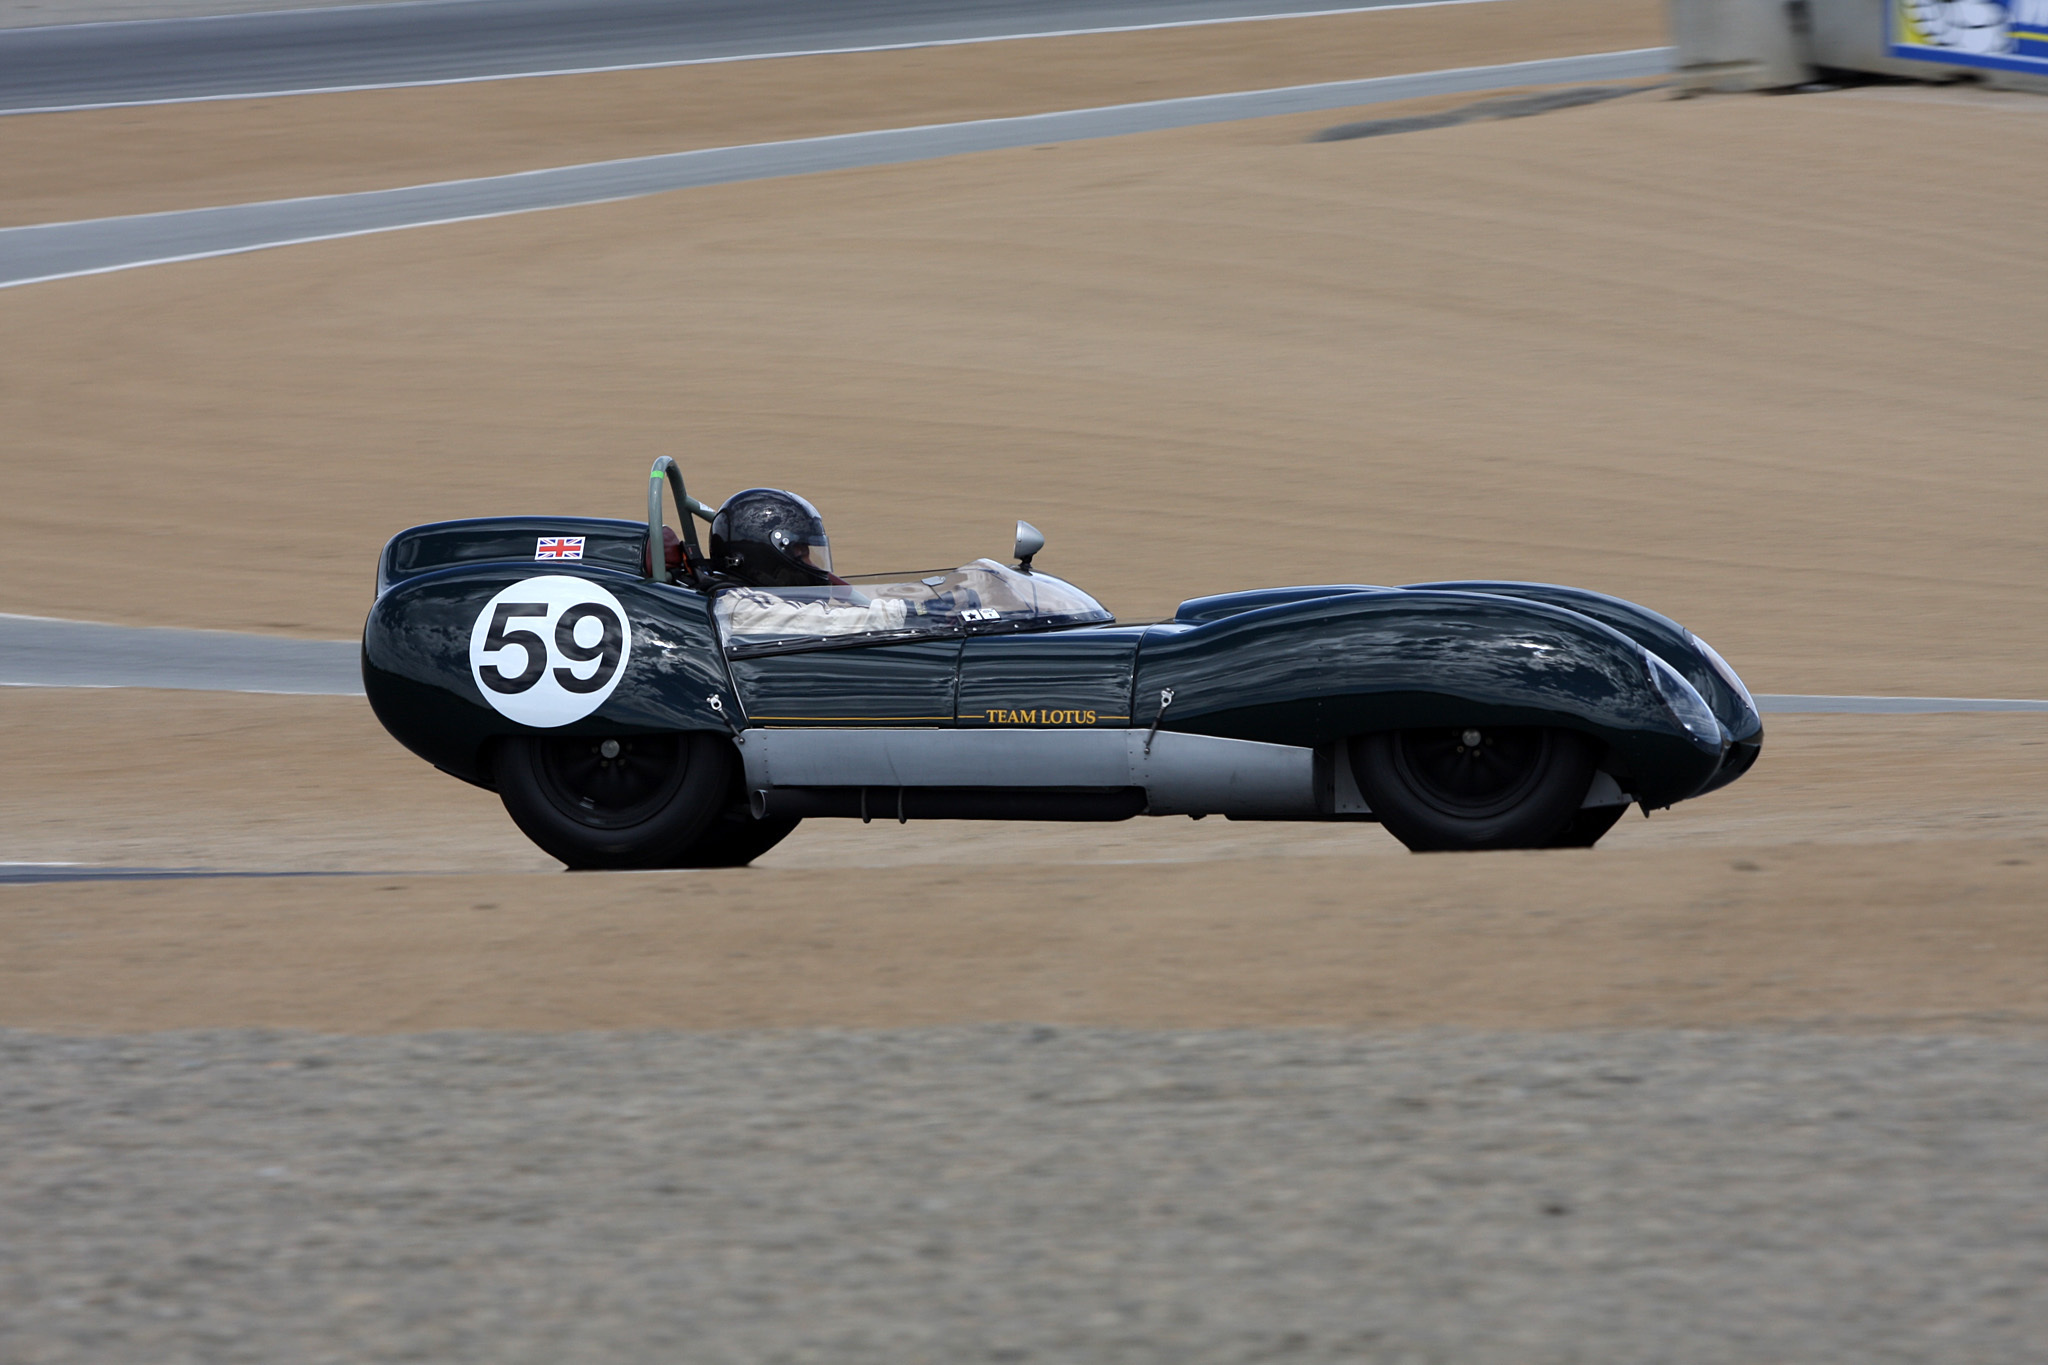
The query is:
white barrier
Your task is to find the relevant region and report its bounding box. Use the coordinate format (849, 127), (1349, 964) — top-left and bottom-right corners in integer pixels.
(1671, 0), (2048, 92)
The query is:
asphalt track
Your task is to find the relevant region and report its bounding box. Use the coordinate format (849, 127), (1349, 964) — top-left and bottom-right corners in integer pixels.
(0, 612), (361, 694)
(2, 612), (2042, 713)
(0, 0), (1488, 113)
(0, 863), (351, 883)
(0, 49), (1670, 290)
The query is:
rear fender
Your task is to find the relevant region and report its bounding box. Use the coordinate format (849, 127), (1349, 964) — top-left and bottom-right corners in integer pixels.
(377, 515), (652, 594)
(362, 564), (732, 785)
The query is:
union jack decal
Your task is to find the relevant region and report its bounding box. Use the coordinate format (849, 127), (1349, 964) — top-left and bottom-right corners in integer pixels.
(535, 537), (585, 561)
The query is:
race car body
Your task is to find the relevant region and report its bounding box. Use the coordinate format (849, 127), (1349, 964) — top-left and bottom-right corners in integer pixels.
(363, 461), (1761, 867)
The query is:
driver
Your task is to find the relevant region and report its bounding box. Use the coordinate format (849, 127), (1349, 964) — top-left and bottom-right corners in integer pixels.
(709, 488), (958, 638)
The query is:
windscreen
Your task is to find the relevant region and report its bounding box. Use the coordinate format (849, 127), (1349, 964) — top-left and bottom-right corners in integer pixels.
(713, 558), (1112, 655)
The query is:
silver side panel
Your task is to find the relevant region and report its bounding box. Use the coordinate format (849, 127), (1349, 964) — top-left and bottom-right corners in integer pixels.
(741, 728), (1130, 789)
(1134, 731), (1318, 818)
(739, 728), (1320, 819)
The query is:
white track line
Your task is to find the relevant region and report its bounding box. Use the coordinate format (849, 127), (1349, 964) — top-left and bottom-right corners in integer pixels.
(5, 0), (1504, 115)
(0, 205), (630, 292)
(0, 49), (1673, 290)
(15, 0), (507, 31)
(1753, 695), (2048, 714)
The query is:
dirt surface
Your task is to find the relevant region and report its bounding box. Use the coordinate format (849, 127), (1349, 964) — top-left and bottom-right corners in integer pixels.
(3, 837), (2044, 1034)
(2, 10), (2043, 1038)
(2, 684), (2043, 1034)
(3, 690), (2045, 874)
(7, 27), (2046, 1362)
(0, 0), (1659, 226)
(5, 85), (2045, 697)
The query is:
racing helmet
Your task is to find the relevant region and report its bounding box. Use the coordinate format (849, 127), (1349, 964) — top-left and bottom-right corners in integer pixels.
(709, 488), (835, 587)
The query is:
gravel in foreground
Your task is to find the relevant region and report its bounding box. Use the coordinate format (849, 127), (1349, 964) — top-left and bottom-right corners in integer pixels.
(3, 1027), (2045, 1364)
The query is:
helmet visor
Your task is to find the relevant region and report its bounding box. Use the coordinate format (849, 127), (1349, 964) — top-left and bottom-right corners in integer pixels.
(776, 531), (831, 577)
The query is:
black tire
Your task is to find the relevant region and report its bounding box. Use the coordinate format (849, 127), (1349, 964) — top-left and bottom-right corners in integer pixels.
(1547, 802), (1629, 849)
(1352, 726), (1595, 852)
(494, 731), (732, 869)
(665, 809), (802, 868)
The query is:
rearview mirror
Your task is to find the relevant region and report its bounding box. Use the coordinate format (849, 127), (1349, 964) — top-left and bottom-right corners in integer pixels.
(1014, 520), (1045, 572)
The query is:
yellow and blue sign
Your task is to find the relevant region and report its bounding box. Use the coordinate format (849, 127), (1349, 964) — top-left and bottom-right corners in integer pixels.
(1892, 0), (2048, 73)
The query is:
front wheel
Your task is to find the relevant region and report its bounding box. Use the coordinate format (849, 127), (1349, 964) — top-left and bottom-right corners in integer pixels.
(494, 731), (732, 869)
(1352, 726), (1595, 852)
(1547, 802), (1629, 848)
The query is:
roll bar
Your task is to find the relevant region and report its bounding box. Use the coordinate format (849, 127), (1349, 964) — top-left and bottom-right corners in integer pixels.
(647, 457), (718, 585)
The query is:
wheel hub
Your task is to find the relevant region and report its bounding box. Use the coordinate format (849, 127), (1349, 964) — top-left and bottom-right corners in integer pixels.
(533, 734), (689, 830)
(1391, 726), (1551, 819)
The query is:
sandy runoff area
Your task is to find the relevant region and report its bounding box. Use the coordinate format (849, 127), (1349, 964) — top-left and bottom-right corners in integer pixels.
(0, 0), (2041, 1037)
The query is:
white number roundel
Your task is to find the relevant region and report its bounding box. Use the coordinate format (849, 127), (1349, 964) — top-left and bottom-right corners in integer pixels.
(468, 576), (633, 728)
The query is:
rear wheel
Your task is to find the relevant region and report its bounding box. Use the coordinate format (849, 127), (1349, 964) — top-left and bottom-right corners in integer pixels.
(494, 731), (731, 869)
(1352, 726), (1595, 852)
(666, 808), (802, 868)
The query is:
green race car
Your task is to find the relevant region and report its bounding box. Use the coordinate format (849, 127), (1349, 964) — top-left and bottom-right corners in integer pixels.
(364, 460), (1760, 868)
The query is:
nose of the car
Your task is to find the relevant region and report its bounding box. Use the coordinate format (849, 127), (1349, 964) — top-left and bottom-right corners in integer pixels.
(1696, 731), (1763, 796)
